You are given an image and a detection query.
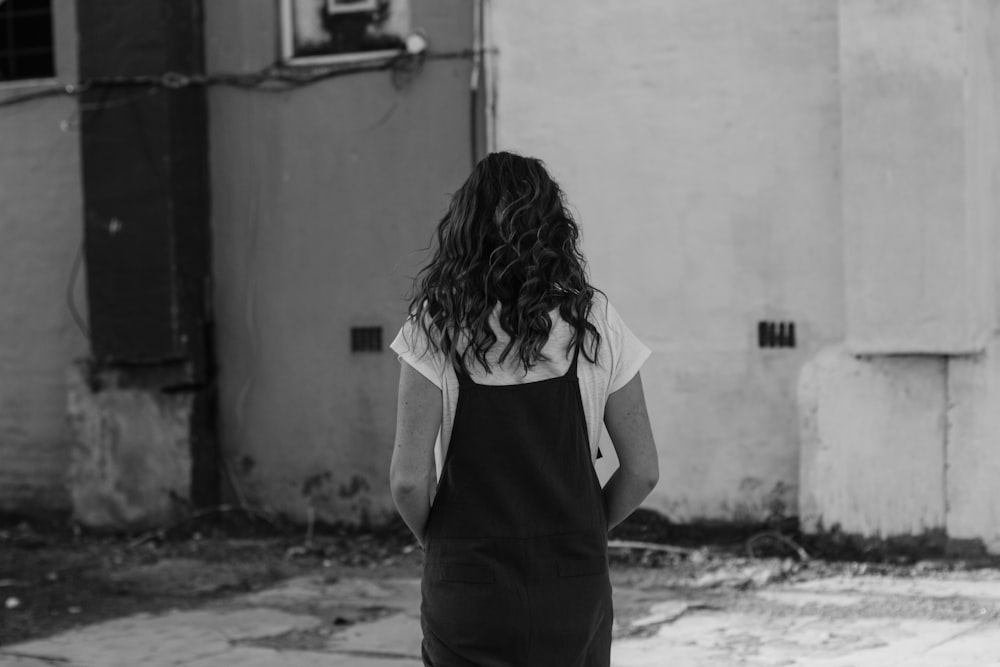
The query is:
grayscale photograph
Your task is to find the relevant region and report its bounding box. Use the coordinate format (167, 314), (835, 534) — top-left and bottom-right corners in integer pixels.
(1, 0), (1000, 665)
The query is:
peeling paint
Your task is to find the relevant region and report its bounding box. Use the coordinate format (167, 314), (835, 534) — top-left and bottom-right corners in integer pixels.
(66, 364), (194, 530)
(301, 472), (333, 499)
(338, 475), (371, 499)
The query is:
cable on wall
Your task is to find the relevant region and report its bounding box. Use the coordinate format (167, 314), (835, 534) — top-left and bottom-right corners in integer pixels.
(0, 48), (494, 111)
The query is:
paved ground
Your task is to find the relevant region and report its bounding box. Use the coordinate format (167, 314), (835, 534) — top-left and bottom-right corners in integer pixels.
(3, 560), (1000, 666)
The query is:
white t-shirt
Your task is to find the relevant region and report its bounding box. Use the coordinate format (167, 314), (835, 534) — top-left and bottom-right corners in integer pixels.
(390, 294), (651, 479)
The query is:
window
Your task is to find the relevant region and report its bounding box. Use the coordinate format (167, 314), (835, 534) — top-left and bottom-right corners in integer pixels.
(281, 0), (410, 65)
(0, 0), (54, 82)
(327, 0), (379, 14)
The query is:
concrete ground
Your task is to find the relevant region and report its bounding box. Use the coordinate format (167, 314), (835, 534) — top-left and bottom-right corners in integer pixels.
(3, 559), (1000, 666)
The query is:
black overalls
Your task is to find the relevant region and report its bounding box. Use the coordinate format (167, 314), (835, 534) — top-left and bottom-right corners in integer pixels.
(420, 343), (613, 667)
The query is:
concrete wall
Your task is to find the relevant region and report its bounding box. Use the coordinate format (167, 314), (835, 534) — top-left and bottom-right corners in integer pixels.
(490, 0), (844, 522)
(948, 338), (1000, 554)
(840, 0), (998, 354)
(800, 0), (1000, 553)
(206, 1), (475, 523)
(0, 4), (87, 516)
(799, 347), (948, 537)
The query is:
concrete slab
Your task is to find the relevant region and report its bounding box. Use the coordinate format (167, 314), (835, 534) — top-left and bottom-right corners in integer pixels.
(5, 608), (320, 666)
(901, 623), (1000, 666)
(324, 613), (422, 658)
(792, 575), (1000, 602)
(178, 646), (422, 667)
(756, 590), (865, 608)
(239, 576), (421, 611)
(612, 613), (980, 666)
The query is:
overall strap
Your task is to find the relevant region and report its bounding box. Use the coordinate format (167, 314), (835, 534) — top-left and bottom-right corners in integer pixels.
(454, 361), (476, 387)
(564, 335), (583, 379)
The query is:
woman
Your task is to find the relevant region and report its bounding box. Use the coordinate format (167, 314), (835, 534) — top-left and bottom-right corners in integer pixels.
(390, 152), (658, 667)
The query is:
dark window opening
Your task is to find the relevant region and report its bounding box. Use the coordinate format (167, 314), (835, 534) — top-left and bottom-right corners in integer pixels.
(0, 0), (55, 82)
(351, 326), (383, 353)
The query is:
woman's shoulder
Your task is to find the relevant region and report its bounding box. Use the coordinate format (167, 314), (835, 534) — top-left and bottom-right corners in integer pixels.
(587, 290), (625, 333)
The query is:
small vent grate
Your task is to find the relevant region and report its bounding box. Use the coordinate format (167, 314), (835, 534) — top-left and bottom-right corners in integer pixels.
(351, 326), (383, 353)
(758, 321), (796, 349)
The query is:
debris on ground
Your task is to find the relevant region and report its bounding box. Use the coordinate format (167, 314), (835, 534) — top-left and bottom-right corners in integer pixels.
(3, 507), (998, 647)
(0, 511), (421, 645)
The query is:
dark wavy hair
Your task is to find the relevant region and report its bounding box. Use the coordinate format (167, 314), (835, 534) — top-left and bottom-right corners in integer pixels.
(408, 152), (602, 375)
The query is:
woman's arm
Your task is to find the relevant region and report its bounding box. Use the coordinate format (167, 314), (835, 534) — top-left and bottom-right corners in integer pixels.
(602, 371), (659, 530)
(390, 361), (442, 547)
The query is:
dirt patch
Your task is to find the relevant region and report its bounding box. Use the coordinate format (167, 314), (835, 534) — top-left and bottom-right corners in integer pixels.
(610, 509), (1000, 567)
(0, 512), (421, 646)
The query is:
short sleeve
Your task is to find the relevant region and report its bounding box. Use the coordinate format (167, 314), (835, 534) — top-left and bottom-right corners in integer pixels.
(605, 300), (651, 394)
(389, 318), (448, 389)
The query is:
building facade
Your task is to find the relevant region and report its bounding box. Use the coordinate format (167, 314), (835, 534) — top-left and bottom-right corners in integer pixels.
(2, 0), (999, 553)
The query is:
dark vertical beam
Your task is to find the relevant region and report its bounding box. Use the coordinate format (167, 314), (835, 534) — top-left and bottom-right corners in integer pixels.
(76, 0), (217, 507)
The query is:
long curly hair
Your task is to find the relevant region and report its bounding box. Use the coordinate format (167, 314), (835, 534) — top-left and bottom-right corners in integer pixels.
(408, 152), (602, 375)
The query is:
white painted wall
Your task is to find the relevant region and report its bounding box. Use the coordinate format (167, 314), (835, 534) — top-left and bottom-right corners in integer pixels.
(491, 0), (844, 521)
(799, 347), (947, 537)
(799, 0), (1000, 551)
(0, 4), (86, 516)
(948, 338), (1000, 554)
(840, 0), (998, 354)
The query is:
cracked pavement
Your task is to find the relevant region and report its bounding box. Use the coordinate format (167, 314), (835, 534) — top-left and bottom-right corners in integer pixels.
(3, 555), (1000, 666)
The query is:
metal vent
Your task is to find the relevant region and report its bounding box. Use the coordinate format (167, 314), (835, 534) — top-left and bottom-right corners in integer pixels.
(758, 321), (796, 349)
(351, 326), (383, 353)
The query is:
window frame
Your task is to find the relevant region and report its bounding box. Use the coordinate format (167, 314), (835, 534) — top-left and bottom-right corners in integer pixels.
(326, 0), (379, 15)
(279, 0), (405, 67)
(0, 0), (57, 86)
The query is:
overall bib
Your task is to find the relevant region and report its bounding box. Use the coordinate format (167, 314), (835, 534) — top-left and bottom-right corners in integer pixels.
(421, 343), (613, 667)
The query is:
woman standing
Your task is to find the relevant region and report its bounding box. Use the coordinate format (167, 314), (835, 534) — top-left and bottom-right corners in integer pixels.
(390, 152), (659, 667)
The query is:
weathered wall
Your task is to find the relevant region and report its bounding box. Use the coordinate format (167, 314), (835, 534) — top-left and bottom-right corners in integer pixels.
(799, 347), (948, 537)
(206, 1), (475, 523)
(840, 0), (997, 354)
(800, 0), (1000, 553)
(948, 338), (1000, 554)
(491, 0), (843, 522)
(0, 4), (86, 516)
(66, 363), (194, 529)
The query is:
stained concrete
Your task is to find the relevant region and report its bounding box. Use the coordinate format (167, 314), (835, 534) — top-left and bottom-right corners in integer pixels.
(798, 346), (947, 538)
(66, 364), (193, 529)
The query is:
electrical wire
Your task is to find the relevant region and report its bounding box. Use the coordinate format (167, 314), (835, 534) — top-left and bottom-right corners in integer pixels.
(0, 48), (493, 111)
